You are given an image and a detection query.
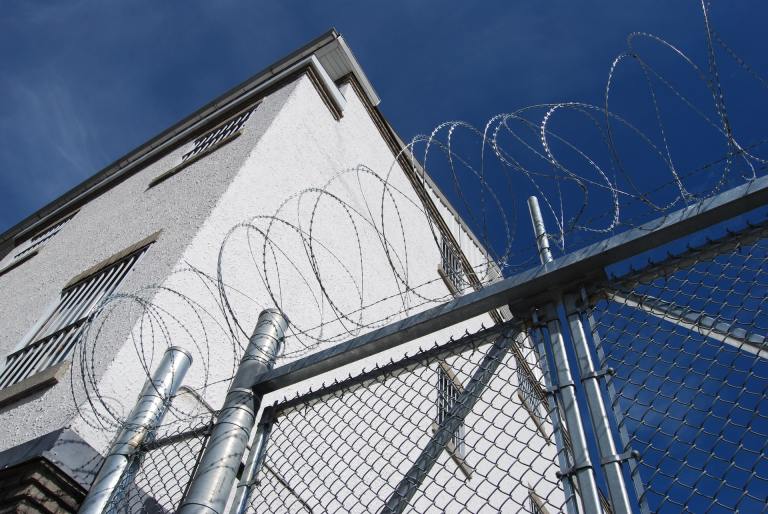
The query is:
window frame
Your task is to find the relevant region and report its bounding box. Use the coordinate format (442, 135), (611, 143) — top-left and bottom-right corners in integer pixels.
(515, 355), (551, 441)
(438, 236), (466, 296)
(0, 240), (152, 392)
(433, 361), (473, 479)
(0, 212), (78, 277)
(148, 103), (260, 188)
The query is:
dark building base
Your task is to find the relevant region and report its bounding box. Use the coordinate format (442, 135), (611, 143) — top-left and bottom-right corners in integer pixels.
(0, 457), (85, 513)
(0, 429), (103, 513)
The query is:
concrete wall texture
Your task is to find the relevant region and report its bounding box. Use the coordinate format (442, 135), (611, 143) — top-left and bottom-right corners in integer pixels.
(0, 60), (561, 510)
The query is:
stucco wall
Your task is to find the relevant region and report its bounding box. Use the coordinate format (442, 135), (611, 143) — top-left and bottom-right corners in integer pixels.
(0, 76), (300, 452)
(71, 74), (495, 440)
(0, 64), (558, 508)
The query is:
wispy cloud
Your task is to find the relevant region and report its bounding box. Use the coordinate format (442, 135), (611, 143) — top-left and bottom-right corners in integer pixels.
(0, 70), (106, 217)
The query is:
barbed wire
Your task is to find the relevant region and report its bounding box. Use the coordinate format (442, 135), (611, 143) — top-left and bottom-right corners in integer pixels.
(69, 0), (767, 454)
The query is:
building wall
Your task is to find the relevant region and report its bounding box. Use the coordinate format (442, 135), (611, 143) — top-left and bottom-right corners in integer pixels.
(71, 72), (559, 508)
(0, 73), (300, 452)
(69, 72), (496, 443)
(0, 62), (559, 509)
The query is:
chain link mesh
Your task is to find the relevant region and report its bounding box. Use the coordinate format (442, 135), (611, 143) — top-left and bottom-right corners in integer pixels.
(592, 223), (768, 513)
(244, 326), (567, 513)
(93, 216), (768, 513)
(106, 407), (215, 513)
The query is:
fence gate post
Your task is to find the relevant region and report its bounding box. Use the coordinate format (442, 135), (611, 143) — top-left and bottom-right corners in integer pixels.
(179, 309), (288, 514)
(564, 292), (636, 514)
(80, 346), (193, 514)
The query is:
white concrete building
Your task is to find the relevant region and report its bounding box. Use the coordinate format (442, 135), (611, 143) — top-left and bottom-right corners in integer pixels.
(0, 31), (560, 513)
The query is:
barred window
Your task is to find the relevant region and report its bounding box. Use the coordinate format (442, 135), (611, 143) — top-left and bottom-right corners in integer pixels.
(182, 107), (255, 162)
(516, 356), (547, 431)
(439, 236), (465, 294)
(437, 363), (466, 458)
(13, 213), (76, 261)
(0, 245), (149, 389)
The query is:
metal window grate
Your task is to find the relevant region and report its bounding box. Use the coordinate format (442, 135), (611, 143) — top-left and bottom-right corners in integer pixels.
(182, 108), (254, 162)
(440, 237), (465, 294)
(437, 364), (466, 458)
(516, 356), (546, 426)
(13, 213), (76, 260)
(0, 245), (149, 389)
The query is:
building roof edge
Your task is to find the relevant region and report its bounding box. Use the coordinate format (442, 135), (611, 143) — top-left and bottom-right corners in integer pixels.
(0, 28), (379, 249)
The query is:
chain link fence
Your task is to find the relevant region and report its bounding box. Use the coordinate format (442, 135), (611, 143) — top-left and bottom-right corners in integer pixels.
(592, 221), (768, 513)
(105, 403), (215, 514)
(245, 325), (566, 513)
(89, 180), (768, 514)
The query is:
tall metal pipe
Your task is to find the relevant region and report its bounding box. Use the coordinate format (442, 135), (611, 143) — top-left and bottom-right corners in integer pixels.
(79, 346), (193, 514)
(527, 197), (605, 512)
(527, 196), (553, 264)
(566, 295), (634, 514)
(229, 407), (275, 514)
(546, 314), (603, 513)
(179, 309), (288, 514)
(529, 325), (579, 514)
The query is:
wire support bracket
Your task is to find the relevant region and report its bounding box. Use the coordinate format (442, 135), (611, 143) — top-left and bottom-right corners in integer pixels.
(601, 449), (641, 466)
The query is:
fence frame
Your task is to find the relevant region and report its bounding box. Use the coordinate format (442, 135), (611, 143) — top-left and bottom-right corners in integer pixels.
(91, 175), (768, 513)
(249, 175), (768, 395)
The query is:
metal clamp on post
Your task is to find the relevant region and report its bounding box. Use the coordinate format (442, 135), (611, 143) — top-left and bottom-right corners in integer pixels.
(545, 378), (577, 395)
(601, 449), (641, 466)
(580, 367), (615, 381)
(556, 463), (593, 480)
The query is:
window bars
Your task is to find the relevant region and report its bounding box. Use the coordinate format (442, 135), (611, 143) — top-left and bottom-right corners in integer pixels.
(182, 107), (255, 162)
(0, 245), (149, 389)
(13, 212), (76, 260)
(436, 363), (467, 460)
(515, 355), (548, 436)
(439, 236), (465, 294)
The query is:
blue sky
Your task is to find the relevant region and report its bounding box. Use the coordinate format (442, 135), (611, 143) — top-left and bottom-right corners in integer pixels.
(1, 3), (767, 511)
(1, 1), (766, 241)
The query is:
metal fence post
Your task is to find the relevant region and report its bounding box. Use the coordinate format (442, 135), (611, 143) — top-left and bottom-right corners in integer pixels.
(229, 406), (276, 514)
(179, 309), (288, 514)
(527, 196), (603, 513)
(80, 346), (193, 514)
(529, 322), (580, 514)
(565, 292), (635, 514)
(587, 311), (650, 514)
(544, 309), (604, 513)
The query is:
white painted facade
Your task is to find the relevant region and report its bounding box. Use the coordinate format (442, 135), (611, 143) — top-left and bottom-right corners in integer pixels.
(0, 32), (562, 512)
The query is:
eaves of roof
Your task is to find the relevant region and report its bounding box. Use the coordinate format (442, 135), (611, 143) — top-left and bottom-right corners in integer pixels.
(0, 28), (380, 253)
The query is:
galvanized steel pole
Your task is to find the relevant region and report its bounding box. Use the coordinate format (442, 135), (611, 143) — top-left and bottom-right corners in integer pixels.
(566, 294), (634, 514)
(528, 196), (603, 513)
(179, 309), (288, 514)
(229, 407), (276, 514)
(529, 325), (580, 514)
(527, 196), (554, 264)
(545, 312), (603, 514)
(79, 346), (193, 514)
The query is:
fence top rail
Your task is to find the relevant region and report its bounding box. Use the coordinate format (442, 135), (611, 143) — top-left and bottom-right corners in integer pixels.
(251, 175), (768, 394)
(271, 322), (517, 414)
